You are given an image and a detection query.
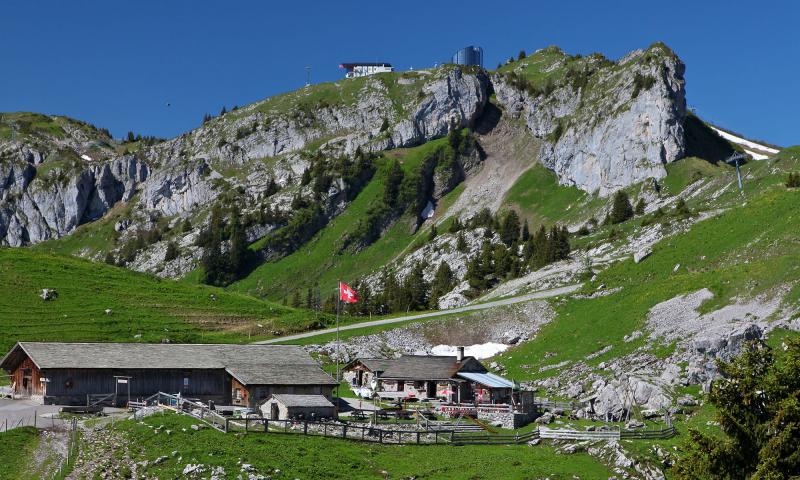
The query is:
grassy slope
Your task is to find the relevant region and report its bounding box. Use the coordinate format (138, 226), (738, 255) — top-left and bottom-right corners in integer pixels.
(232, 136), (457, 300)
(498, 151), (800, 380)
(0, 248), (333, 353)
(0, 427), (39, 479)
(502, 162), (604, 226)
(119, 412), (612, 479)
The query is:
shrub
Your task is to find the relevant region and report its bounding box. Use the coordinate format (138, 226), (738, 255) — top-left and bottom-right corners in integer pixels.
(787, 172), (800, 188)
(631, 73), (656, 98)
(634, 198), (646, 215)
(164, 241), (180, 262)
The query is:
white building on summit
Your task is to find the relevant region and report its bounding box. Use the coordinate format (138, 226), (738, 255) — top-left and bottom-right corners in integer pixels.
(339, 62), (393, 78)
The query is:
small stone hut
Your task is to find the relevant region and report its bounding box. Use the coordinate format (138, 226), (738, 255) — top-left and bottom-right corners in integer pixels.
(260, 394), (336, 420)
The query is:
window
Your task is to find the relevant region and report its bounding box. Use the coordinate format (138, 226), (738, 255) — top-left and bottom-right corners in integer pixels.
(234, 388), (242, 400)
(183, 377), (190, 388)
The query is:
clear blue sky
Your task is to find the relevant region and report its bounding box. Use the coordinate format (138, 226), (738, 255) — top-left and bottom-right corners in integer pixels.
(2, 0), (797, 146)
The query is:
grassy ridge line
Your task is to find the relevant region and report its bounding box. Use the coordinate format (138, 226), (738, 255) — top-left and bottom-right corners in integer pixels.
(113, 412), (613, 479)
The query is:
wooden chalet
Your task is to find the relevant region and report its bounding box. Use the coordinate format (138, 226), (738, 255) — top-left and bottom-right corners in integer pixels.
(343, 347), (515, 404)
(0, 342), (336, 407)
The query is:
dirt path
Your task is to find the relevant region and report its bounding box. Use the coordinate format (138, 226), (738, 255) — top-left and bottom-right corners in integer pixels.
(67, 426), (142, 480)
(256, 284), (581, 344)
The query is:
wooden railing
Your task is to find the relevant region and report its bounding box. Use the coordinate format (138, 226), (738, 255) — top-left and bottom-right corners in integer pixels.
(152, 392), (228, 432)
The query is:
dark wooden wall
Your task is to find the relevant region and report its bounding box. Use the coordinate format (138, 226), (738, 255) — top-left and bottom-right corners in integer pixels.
(42, 368), (231, 405)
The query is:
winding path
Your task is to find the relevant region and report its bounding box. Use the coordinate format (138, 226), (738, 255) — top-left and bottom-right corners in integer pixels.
(256, 284), (581, 344)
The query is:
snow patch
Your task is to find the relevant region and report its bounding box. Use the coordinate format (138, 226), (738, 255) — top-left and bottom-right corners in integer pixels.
(431, 342), (509, 359)
(709, 126), (779, 155)
(744, 149), (768, 160)
(420, 200), (435, 219)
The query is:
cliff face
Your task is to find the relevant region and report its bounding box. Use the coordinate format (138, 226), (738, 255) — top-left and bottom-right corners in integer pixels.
(0, 67), (489, 248)
(0, 44), (692, 273)
(492, 43), (687, 196)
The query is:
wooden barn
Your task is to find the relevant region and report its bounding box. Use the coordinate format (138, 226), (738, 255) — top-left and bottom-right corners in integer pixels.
(0, 342), (336, 407)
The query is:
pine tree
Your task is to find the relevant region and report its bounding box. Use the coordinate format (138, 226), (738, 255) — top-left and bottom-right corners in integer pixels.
(290, 289), (302, 308)
(305, 286), (314, 310)
(219, 106), (227, 116)
(429, 262), (454, 308)
(449, 218), (463, 233)
(499, 210), (521, 246)
(518, 50), (526, 60)
(200, 205), (226, 286)
(428, 224), (438, 242)
(401, 262), (430, 311)
(227, 205), (249, 280)
(456, 231), (468, 253)
(383, 160), (404, 207)
(610, 190), (634, 224)
(634, 198), (646, 215)
(521, 220), (530, 242)
(164, 241), (179, 262)
(126, 131), (135, 143)
(531, 225), (550, 268)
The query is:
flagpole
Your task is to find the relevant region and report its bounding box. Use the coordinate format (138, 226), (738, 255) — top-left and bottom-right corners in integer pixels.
(335, 283), (341, 402)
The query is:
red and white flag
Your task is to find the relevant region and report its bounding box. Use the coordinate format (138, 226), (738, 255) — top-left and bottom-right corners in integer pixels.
(339, 282), (358, 304)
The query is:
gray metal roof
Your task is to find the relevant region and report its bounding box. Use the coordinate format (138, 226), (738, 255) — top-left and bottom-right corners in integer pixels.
(456, 372), (514, 389)
(379, 355), (486, 381)
(269, 394), (334, 407)
(350, 358), (396, 373)
(1, 342), (335, 387)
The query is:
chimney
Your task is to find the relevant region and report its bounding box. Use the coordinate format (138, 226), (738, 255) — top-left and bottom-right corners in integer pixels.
(456, 346), (464, 362)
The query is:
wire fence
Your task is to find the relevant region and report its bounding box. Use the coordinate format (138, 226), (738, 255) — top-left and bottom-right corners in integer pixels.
(52, 418), (79, 480)
(1, 412), (76, 432)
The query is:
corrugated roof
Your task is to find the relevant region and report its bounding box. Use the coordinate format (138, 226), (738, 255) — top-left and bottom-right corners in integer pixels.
(456, 372), (515, 389)
(269, 394), (334, 408)
(1, 342), (335, 387)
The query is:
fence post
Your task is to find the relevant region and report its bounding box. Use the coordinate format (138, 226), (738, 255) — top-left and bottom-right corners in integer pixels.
(304, 421), (308, 435)
(323, 423), (327, 437)
(245, 418), (248, 432)
(416, 431), (420, 444)
(265, 419), (269, 432)
(379, 429), (383, 444)
(342, 424), (347, 438)
(34, 411), (36, 428)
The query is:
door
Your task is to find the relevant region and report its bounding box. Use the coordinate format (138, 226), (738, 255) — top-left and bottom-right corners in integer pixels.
(22, 368), (32, 396)
(426, 381), (436, 398)
(270, 403), (280, 419)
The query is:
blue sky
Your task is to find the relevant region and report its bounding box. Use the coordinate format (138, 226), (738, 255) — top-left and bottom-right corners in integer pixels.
(2, 1), (797, 146)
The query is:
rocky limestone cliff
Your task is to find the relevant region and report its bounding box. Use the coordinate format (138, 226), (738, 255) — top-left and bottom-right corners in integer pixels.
(0, 67), (489, 250)
(493, 43), (686, 196)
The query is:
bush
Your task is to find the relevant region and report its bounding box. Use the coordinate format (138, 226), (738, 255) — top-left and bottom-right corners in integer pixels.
(787, 172), (800, 188)
(164, 241), (180, 262)
(632, 73), (656, 98)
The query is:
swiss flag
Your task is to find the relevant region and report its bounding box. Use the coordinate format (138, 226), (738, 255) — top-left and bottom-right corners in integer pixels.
(339, 282), (358, 304)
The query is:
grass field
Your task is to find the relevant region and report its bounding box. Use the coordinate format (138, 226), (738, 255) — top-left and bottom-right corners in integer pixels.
(0, 427), (40, 479)
(0, 248), (337, 352)
(114, 412), (613, 479)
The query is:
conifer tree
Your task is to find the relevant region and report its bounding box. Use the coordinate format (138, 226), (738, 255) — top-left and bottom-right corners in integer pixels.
(634, 197), (646, 215)
(456, 231), (468, 253)
(500, 210), (521, 246)
(610, 190), (634, 224)
(429, 262), (454, 308)
(521, 219), (530, 242)
(384, 160), (404, 207)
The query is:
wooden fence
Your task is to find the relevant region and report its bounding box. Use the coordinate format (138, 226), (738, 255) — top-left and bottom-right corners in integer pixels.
(227, 417), (457, 445)
(539, 426), (621, 441)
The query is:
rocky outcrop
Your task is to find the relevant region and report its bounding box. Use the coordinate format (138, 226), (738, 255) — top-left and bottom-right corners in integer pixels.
(0, 152), (148, 246)
(493, 43), (687, 196)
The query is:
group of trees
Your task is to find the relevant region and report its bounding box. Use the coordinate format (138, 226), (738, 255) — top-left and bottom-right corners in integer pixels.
(313, 208), (571, 316)
(197, 204), (253, 286)
(122, 131), (162, 146)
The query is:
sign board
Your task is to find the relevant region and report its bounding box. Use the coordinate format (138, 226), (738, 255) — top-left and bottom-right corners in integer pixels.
(117, 379), (128, 384)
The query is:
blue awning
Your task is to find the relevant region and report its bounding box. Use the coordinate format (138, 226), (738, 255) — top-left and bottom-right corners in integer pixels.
(456, 372), (514, 389)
